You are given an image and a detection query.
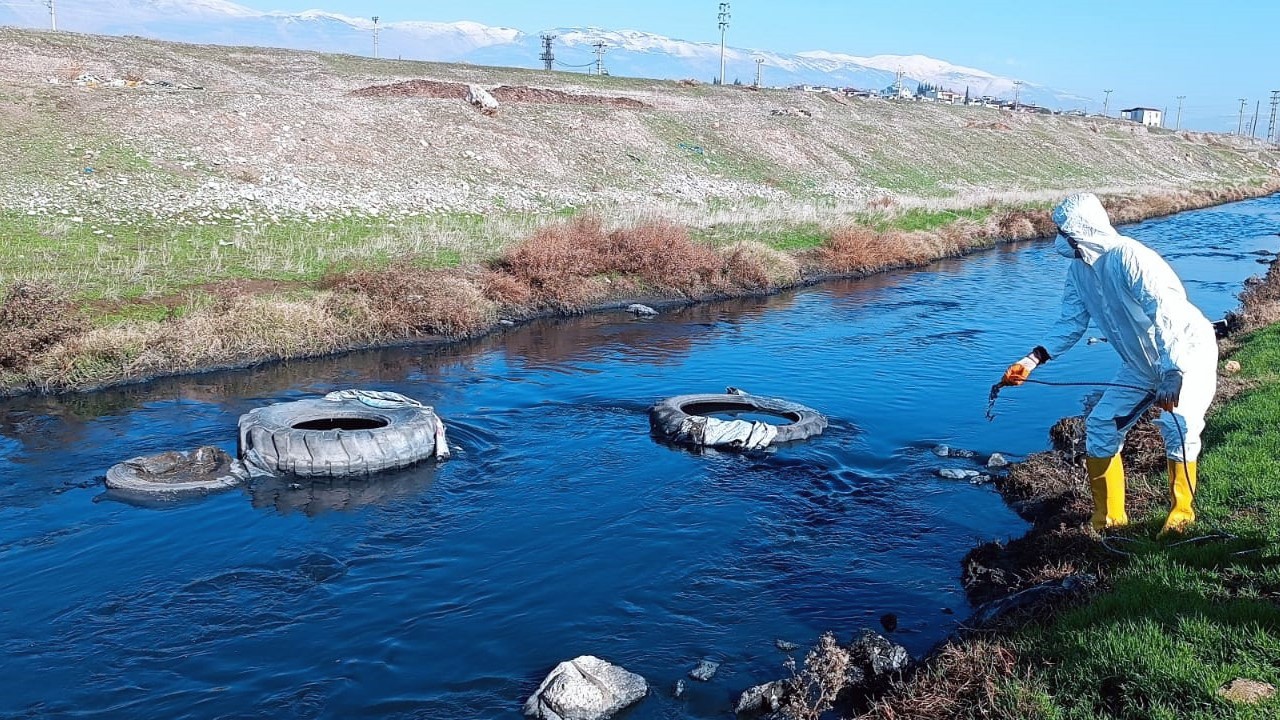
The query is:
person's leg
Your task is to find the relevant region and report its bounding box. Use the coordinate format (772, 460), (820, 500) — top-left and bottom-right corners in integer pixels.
(1156, 341), (1218, 534)
(1084, 374), (1153, 532)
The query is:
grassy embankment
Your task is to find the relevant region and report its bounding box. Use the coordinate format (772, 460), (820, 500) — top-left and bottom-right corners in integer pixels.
(3, 183), (1278, 395)
(1, 27), (1279, 393)
(862, 264), (1280, 720)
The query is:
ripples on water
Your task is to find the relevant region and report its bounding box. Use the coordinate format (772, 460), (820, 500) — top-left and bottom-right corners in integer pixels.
(1, 195), (1277, 718)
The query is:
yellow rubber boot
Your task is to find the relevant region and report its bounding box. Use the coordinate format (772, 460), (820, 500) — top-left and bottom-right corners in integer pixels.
(1159, 460), (1197, 536)
(1085, 455), (1128, 532)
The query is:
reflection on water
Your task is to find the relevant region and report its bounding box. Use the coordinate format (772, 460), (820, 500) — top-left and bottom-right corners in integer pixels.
(0, 193), (1276, 719)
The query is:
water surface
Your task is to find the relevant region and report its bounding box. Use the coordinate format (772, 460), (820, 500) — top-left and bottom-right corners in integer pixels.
(2, 194), (1277, 718)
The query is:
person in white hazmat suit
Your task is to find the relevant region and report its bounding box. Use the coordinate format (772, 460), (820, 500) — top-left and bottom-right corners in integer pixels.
(1000, 192), (1217, 535)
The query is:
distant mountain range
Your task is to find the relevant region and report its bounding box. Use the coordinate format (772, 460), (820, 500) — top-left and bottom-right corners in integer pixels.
(0, 0), (1091, 109)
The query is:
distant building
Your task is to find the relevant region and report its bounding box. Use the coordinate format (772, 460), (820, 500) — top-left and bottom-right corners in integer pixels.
(1120, 107), (1163, 127)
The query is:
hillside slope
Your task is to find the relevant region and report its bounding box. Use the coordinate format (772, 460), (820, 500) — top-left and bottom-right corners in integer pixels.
(1, 27), (1275, 224)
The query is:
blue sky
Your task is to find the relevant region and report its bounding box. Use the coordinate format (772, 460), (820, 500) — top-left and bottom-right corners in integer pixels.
(240, 1), (1276, 130)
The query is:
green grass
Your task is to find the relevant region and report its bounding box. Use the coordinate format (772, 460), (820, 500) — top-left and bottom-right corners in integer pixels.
(864, 206), (994, 233)
(0, 210), (533, 300)
(692, 222), (829, 251)
(998, 324), (1280, 718)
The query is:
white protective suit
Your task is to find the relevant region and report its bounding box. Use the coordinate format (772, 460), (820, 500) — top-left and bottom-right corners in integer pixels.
(1041, 193), (1217, 461)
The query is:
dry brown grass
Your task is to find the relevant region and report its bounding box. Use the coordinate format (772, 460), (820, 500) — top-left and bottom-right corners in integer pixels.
(781, 632), (853, 720)
(0, 283), (87, 371)
(1235, 258), (1280, 329)
(487, 215), (772, 310)
(26, 292), (376, 391)
(720, 240), (801, 289)
(326, 264), (496, 337)
(860, 640), (1034, 720)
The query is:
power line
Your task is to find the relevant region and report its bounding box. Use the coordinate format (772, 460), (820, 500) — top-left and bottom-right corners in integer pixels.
(1102, 89), (1113, 116)
(1012, 80), (1023, 111)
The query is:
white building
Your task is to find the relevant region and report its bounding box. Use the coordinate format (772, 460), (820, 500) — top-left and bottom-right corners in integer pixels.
(1120, 107), (1163, 127)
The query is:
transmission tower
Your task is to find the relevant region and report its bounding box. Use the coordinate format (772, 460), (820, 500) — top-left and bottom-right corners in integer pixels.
(754, 57), (764, 88)
(1013, 80), (1023, 111)
(540, 35), (556, 71)
(1175, 95), (1185, 131)
(44, 0), (56, 31)
(1237, 98), (1248, 135)
(1268, 90), (1279, 144)
(717, 3), (731, 85)
(1102, 89), (1113, 116)
(371, 16), (380, 59)
(592, 42), (608, 76)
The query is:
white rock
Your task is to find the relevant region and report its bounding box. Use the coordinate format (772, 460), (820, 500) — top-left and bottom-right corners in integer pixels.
(688, 659), (719, 682)
(938, 468), (981, 480)
(987, 453), (1009, 468)
(627, 304), (659, 317)
(523, 656), (647, 720)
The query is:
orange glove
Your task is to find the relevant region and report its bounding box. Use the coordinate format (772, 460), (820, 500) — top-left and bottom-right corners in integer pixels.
(1002, 347), (1049, 386)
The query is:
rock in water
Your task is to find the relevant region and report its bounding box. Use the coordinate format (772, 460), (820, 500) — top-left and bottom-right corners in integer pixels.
(987, 453), (1010, 468)
(524, 655), (648, 720)
(627, 303), (658, 317)
(688, 659), (719, 681)
(774, 638), (798, 652)
(938, 468), (981, 480)
(735, 680), (787, 716)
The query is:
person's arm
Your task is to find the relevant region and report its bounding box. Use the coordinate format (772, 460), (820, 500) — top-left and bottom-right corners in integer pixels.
(1001, 274), (1089, 385)
(1041, 273), (1091, 359)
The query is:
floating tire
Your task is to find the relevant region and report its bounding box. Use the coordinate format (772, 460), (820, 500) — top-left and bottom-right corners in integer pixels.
(238, 395), (444, 478)
(649, 392), (827, 447)
(105, 446), (249, 494)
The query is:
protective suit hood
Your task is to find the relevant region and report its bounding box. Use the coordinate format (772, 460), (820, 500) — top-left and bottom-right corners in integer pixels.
(1052, 192), (1121, 265)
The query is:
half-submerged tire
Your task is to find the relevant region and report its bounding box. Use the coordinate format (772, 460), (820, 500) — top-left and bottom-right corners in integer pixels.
(238, 391), (447, 478)
(105, 446), (249, 493)
(650, 392), (827, 449)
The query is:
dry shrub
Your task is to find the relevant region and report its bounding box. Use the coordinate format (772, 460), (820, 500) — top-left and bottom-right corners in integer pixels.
(993, 209), (1055, 240)
(478, 269), (534, 309)
(29, 293), (376, 390)
(781, 632), (852, 720)
(822, 227), (904, 274)
(863, 640), (1026, 720)
(719, 240), (801, 290)
(0, 283), (87, 371)
(328, 265), (496, 337)
(867, 195), (898, 212)
(1236, 259), (1280, 329)
(1101, 196), (1144, 226)
(491, 216), (723, 309)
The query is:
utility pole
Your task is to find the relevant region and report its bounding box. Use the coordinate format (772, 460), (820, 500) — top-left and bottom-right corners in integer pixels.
(717, 3), (731, 86)
(1012, 80), (1023, 111)
(371, 16), (380, 59)
(1102, 89), (1113, 116)
(1237, 98), (1248, 135)
(45, 0), (56, 31)
(592, 42), (608, 76)
(754, 57), (764, 88)
(1175, 95), (1185, 131)
(1251, 100), (1261, 138)
(1267, 90), (1279, 143)
(540, 34), (556, 71)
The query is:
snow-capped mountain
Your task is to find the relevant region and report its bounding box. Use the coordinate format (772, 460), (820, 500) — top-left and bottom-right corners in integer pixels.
(0, 0), (1087, 108)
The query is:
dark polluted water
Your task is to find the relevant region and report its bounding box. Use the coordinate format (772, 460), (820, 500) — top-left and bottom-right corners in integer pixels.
(1, 194), (1277, 718)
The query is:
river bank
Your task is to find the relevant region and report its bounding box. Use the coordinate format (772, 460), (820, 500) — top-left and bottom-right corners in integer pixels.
(857, 253), (1280, 717)
(3, 27), (1280, 395)
(4, 181), (1279, 396)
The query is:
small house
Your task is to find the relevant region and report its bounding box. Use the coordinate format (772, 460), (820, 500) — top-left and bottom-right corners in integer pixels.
(1120, 107), (1163, 127)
